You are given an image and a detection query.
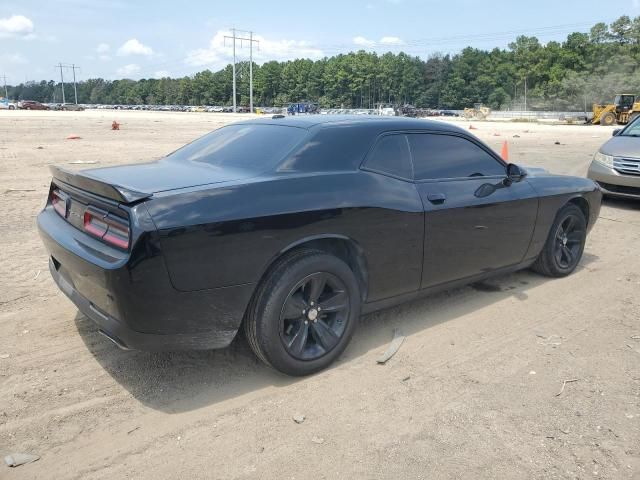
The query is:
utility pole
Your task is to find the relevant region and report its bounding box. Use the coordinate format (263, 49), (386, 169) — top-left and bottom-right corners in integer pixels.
(249, 31), (253, 113)
(56, 64), (80, 104)
(224, 29), (259, 113)
(232, 28), (236, 113)
(70, 64), (80, 104)
(57, 63), (66, 104)
(524, 76), (528, 112)
(0, 75), (8, 99)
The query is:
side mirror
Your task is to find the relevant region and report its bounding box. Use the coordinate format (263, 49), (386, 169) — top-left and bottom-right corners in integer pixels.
(612, 129), (622, 137)
(504, 163), (526, 186)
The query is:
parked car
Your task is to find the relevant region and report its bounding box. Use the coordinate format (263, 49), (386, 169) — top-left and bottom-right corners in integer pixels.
(38, 116), (601, 376)
(0, 98), (16, 110)
(587, 117), (640, 198)
(61, 104), (85, 111)
(18, 100), (49, 110)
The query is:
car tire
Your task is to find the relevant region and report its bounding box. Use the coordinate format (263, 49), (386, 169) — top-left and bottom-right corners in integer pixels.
(244, 249), (361, 376)
(531, 203), (587, 278)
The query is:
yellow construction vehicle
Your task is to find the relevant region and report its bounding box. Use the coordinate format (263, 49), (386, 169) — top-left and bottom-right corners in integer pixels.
(463, 103), (491, 121)
(591, 94), (640, 126)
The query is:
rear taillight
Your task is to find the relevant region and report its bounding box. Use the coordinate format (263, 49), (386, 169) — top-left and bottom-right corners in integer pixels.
(83, 207), (130, 249)
(51, 189), (68, 218)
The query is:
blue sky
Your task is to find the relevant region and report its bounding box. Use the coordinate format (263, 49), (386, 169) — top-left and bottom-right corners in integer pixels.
(0, 0), (638, 83)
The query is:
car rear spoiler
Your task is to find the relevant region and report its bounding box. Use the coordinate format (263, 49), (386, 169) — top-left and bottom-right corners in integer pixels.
(49, 165), (152, 204)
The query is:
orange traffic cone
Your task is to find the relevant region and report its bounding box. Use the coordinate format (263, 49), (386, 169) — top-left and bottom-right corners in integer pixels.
(501, 141), (509, 161)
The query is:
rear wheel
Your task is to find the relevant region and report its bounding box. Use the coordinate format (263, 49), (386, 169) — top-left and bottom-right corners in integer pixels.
(600, 112), (616, 126)
(532, 204), (586, 277)
(245, 249), (360, 376)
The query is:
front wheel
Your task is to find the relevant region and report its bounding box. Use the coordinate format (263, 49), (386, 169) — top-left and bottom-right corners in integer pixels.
(600, 112), (616, 126)
(532, 203), (587, 277)
(245, 249), (360, 376)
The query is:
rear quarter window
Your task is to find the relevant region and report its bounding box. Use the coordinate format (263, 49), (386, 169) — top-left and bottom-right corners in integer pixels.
(363, 134), (413, 180)
(277, 125), (374, 173)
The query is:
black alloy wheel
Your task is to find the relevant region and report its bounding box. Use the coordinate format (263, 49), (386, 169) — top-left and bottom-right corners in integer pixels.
(553, 213), (584, 269)
(280, 272), (350, 361)
(245, 249), (360, 376)
(532, 203), (587, 277)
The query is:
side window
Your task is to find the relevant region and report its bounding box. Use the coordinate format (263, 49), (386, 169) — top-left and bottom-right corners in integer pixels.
(408, 133), (505, 180)
(363, 134), (413, 180)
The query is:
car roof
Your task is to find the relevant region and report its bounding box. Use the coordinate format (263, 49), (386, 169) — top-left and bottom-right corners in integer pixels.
(237, 114), (468, 134)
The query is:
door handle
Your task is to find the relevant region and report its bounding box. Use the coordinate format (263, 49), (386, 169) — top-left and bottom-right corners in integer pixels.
(427, 192), (446, 205)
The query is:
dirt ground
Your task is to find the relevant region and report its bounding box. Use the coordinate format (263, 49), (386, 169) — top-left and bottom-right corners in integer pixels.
(0, 110), (639, 480)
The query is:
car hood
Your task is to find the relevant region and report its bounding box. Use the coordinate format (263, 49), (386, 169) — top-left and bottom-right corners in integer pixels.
(600, 136), (640, 158)
(81, 159), (250, 195)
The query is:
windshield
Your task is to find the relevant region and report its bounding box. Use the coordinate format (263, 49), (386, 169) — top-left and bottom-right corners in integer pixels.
(166, 124), (308, 172)
(621, 117), (640, 137)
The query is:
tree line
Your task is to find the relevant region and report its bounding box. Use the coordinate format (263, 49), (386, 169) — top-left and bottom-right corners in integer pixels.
(7, 16), (640, 111)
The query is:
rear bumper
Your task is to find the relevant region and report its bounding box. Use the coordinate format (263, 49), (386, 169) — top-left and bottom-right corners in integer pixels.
(587, 161), (640, 199)
(38, 207), (255, 351)
(48, 258), (238, 351)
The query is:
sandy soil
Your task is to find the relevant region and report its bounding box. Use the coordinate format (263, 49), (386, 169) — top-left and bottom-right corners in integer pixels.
(0, 110), (639, 479)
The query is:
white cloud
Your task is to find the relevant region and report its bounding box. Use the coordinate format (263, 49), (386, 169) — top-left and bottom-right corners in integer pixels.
(353, 35), (405, 49)
(117, 38), (153, 56)
(153, 70), (170, 78)
(380, 36), (404, 45)
(185, 30), (324, 67)
(99, 54), (111, 61)
(116, 63), (140, 77)
(353, 36), (375, 47)
(0, 14), (34, 38)
(96, 42), (110, 53)
(0, 53), (28, 64)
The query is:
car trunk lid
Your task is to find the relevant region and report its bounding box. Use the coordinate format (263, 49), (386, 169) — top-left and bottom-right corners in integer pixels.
(51, 160), (248, 204)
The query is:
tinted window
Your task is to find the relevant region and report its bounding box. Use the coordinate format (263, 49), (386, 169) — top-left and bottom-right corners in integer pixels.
(167, 124), (307, 172)
(408, 134), (505, 180)
(364, 134), (413, 179)
(277, 125), (373, 173)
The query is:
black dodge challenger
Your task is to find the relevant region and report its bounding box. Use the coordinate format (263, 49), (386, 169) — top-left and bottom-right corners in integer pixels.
(38, 116), (601, 375)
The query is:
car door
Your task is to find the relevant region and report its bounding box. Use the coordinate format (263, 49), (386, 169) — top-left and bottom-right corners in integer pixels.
(360, 132), (424, 297)
(408, 132), (539, 289)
